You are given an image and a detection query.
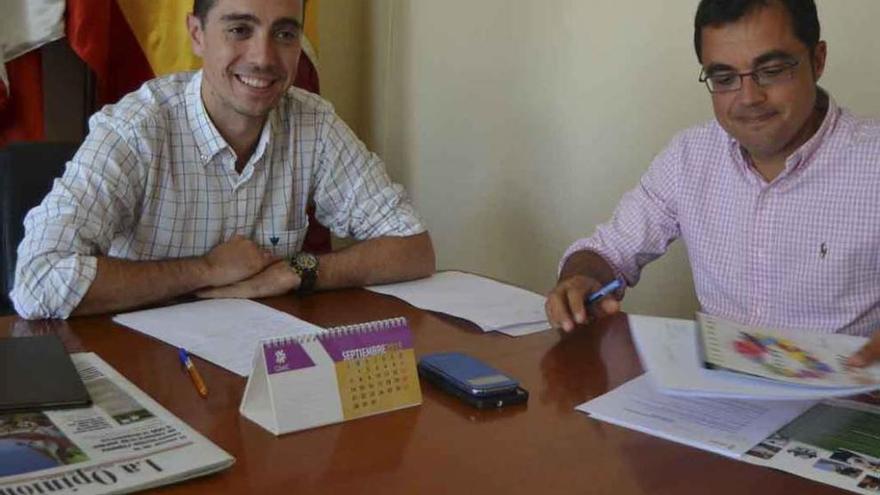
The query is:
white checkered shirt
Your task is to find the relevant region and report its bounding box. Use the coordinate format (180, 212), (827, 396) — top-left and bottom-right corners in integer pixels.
(12, 70), (426, 319)
(562, 93), (880, 336)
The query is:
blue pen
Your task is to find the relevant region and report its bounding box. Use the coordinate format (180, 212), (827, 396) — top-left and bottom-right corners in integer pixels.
(586, 279), (622, 304)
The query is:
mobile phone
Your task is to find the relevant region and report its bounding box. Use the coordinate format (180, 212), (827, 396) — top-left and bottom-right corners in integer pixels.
(417, 352), (519, 396)
(420, 362), (529, 410)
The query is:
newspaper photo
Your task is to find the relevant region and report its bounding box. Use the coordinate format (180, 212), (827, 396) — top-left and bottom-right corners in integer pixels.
(0, 353), (233, 494)
(744, 393), (880, 494)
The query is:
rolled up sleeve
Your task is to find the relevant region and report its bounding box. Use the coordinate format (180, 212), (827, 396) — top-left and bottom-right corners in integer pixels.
(312, 113), (426, 241)
(11, 123), (140, 319)
(559, 139), (683, 287)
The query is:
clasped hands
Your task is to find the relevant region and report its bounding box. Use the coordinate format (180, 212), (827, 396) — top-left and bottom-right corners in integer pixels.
(195, 235), (301, 299)
(546, 274), (880, 368)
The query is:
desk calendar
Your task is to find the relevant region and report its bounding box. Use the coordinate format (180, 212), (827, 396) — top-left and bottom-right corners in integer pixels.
(240, 317), (422, 435)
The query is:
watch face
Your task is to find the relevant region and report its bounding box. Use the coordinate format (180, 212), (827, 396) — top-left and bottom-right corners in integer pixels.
(296, 253), (318, 271)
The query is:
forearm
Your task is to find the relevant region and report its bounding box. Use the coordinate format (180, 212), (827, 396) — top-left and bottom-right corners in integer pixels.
(73, 256), (213, 316)
(315, 232), (435, 290)
(559, 250), (616, 284)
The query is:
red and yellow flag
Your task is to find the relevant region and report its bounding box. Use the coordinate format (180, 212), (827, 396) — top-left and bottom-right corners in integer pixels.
(65, 0), (329, 252)
(66, 0), (321, 105)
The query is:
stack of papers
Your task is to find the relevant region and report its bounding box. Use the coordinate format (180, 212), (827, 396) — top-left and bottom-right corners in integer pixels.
(577, 374), (815, 458)
(367, 271), (549, 336)
(628, 315), (880, 400)
(698, 313), (880, 388)
(580, 314), (880, 493)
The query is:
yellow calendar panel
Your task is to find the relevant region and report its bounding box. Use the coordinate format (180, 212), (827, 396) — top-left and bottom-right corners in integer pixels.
(336, 348), (421, 420)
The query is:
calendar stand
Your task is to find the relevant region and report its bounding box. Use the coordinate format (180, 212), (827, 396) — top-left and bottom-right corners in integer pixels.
(240, 317), (422, 435)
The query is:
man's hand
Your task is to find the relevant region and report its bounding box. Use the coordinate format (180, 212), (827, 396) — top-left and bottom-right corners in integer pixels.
(196, 260), (300, 299)
(545, 275), (620, 333)
(847, 332), (880, 368)
(202, 235), (277, 287)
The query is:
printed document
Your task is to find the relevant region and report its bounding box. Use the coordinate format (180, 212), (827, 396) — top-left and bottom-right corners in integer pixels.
(744, 397), (880, 494)
(698, 313), (880, 388)
(581, 374), (880, 493)
(367, 271), (548, 336)
(629, 315), (880, 400)
(577, 374), (814, 458)
(114, 299), (323, 376)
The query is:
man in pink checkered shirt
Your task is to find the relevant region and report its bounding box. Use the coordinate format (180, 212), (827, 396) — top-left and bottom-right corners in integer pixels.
(546, 0), (880, 366)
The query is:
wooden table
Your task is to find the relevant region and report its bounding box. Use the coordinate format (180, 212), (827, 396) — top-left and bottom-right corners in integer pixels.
(0, 289), (839, 494)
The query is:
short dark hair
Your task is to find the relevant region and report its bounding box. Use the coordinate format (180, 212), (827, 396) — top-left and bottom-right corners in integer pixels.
(193, 0), (307, 24)
(693, 0), (820, 63)
(193, 0), (216, 24)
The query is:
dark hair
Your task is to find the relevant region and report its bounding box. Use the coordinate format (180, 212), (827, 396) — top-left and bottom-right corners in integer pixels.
(193, 0), (307, 24)
(193, 0), (216, 24)
(693, 0), (820, 63)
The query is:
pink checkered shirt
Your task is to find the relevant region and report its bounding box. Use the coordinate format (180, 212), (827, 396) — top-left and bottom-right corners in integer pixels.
(562, 93), (880, 336)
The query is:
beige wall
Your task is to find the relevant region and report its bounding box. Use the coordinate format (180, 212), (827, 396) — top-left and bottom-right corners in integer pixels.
(321, 1), (880, 318)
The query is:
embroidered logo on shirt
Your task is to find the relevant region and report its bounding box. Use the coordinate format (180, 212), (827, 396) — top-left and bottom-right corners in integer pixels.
(819, 242), (828, 259)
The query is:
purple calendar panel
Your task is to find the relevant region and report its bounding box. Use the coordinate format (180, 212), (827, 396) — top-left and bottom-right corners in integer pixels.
(263, 340), (315, 375)
(318, 323), (413, 363)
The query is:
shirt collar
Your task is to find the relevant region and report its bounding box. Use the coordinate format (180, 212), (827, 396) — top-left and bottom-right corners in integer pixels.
(727, 88), (840, 180)
(186, 71), (227, 166)
(784, 89), (838, 173)
(185, 70), (280, 168)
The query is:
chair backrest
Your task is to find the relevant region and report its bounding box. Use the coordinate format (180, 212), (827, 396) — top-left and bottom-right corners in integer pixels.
(0, 142), (79, 315)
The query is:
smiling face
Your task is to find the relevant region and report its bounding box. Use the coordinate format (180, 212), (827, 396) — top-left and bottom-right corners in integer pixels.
(700, 2), (826, 164)
(188, 0), (303, 131)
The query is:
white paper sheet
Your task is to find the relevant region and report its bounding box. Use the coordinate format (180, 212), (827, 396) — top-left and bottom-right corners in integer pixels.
(367, 271), (549, 336)
(577, 374), (816, 458)
(113, 299), (324, 376)
(628, 315), (880, 400)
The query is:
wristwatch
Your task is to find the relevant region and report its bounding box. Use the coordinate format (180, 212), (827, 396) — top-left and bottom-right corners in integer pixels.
(289, 252), (319, 295)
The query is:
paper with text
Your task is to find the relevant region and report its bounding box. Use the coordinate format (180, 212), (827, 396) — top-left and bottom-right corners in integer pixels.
(367, 271), (548, 336)
(577, 374), (815, 458)
(114, 299), (324, 376)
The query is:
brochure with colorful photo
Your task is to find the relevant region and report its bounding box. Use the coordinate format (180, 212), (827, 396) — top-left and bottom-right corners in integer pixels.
(698, 313), (880, 389)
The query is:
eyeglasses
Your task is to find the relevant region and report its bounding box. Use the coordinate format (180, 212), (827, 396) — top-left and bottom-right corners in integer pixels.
(699, 59), (800, 94)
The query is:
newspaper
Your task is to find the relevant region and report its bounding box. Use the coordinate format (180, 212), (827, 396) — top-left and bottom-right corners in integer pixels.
(744, 394), (880, 494)
(0, 353), (233, 494)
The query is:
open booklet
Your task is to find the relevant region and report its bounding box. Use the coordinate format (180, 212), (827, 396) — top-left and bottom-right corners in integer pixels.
(0, 353), (233, 494)
(628, 315), (880, 400)
(698, 313), (880, 389)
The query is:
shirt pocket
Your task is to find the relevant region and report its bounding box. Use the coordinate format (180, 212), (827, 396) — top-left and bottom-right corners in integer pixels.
(257, 226), (308, 259)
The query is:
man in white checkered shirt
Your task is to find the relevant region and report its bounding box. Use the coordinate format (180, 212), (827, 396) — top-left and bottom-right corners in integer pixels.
(11, 0), (435, 319)
(546, 0), (880, 365)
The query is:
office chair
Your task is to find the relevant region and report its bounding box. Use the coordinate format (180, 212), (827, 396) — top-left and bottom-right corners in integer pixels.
(0, 142), (78, 315)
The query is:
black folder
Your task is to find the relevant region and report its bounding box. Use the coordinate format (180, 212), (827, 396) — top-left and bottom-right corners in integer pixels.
(0, 335), (92, 412)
